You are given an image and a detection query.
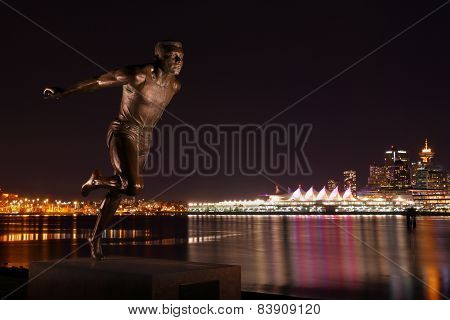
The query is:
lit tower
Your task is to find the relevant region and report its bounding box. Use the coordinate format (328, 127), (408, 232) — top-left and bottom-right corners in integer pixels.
(419, 138), (434, 165)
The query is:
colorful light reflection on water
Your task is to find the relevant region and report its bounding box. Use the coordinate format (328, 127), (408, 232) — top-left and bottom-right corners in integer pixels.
(0, 214), (448, 299)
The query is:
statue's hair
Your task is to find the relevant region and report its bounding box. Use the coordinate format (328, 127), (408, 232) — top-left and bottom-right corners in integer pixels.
(155, 41), (183, 59)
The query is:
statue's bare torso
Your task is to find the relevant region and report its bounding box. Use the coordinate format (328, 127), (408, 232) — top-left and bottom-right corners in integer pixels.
(116, 64), (181, 127)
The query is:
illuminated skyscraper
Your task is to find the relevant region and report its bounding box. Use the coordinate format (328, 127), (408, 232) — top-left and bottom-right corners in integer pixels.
(416, 168), (447, 190)
(382, 146), (410, 189)
(367, 164), (388, 190)
(410, 161), (421, 186)
(343, 170), (357, 196)
(386, 160), (411, 189)
(384, 146), (409, 166)
(326, 179), (338, 192)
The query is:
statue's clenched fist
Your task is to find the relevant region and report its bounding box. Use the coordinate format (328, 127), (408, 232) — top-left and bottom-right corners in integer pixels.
(43, 87), (63, 100)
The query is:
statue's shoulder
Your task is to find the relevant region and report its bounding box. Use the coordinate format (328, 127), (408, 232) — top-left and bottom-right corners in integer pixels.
(142, 63), (156, 78)
(173, 78), (181, 92)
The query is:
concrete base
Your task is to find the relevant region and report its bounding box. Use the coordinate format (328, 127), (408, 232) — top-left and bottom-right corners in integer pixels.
(28, 257), (241, 299)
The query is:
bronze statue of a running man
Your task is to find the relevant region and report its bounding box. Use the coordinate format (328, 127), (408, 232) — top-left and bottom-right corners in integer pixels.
(44, 41), (184, 259)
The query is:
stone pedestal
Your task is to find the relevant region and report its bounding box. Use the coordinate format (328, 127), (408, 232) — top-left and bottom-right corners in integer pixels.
(28, 257), (241, 299)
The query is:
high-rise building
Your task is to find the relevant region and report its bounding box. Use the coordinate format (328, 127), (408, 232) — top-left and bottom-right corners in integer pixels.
(326, 179), (337, 192)
(367, 164), (388, 190)
(382, 146), (410, 189)
(386, 160), (411, 189)
(410, 161), (422, 187)
(343, 170), (357, 196)
(416, 168), (447, 190)
(384, 146), (409, 166)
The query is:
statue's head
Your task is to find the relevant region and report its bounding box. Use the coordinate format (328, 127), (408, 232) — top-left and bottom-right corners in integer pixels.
(155, 41), (184, 75)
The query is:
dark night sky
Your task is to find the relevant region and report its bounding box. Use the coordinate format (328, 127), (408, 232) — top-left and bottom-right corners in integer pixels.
(1, 0), (449, 201)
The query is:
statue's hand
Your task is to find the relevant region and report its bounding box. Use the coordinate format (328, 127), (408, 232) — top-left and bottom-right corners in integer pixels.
(43, 87), (63, 100)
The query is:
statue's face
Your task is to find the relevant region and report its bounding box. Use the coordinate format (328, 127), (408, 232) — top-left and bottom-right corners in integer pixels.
(162, 48), (184, 75)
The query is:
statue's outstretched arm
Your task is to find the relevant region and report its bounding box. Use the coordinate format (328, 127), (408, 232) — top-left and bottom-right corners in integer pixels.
(43, 65), (145, 100)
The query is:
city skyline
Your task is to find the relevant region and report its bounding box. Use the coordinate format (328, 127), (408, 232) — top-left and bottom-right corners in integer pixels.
(1, 137), (447, 203)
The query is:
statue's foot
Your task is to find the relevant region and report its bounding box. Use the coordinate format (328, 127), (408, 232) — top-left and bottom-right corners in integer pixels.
(88, 236), (104, 260)
(81, 169), (102, 197)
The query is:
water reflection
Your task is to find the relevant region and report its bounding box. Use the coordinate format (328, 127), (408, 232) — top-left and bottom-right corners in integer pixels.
(186, 215), (449, 299)
(0, 214), (448, 299)
(0, 215), (189, 267)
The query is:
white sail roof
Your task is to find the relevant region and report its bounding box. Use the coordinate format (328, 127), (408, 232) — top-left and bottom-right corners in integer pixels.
(289, 186), (306, 201)
(328, 186), (342, 201)
(304, 187), (318, 201)
(316, 187), (329, 201)
(342, 188), (356, 201)
(274, 185), (357, 202)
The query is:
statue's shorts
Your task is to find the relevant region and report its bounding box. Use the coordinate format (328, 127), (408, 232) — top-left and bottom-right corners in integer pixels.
(106, 119), (153, 195)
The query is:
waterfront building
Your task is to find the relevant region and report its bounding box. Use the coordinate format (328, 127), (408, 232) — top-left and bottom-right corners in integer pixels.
(410, 189), (449, 209)
(188, 185), (422, 213)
